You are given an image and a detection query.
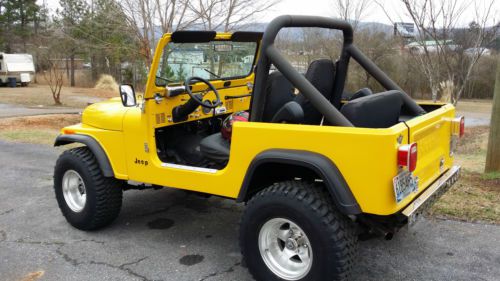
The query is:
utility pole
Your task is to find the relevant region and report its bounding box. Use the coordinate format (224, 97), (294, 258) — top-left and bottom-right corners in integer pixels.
(485, 57), (500, 173)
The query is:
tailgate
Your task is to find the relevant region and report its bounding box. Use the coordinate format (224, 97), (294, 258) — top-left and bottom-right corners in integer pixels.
(405, 104), (456, 194)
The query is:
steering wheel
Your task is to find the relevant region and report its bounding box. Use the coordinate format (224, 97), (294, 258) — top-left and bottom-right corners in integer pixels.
(184, 76), (222, 109)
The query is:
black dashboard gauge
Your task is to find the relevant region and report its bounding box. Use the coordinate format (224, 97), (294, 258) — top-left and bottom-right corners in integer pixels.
(202, 101), (213, 114)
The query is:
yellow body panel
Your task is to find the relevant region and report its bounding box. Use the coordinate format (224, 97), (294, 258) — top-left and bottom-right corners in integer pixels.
(61, 123), (129, 179)
(58, 32), (457, 216)
(407, 104), (456, 200)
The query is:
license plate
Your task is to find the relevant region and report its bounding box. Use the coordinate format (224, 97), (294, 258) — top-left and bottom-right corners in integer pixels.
(393, 171), (418, 203)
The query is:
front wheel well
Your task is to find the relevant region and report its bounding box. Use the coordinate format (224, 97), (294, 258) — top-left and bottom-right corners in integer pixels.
(54, 134), (114, 177)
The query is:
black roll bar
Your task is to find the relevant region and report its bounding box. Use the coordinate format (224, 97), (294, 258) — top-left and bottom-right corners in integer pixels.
(345, 45), (424, 115)
(251, 15), (426, 126)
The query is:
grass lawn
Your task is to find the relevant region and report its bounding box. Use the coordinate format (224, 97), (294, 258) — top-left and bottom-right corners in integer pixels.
(429, 171), (499, 224)
(0, 114), (81, 145)
(0, 84), (116, 108)
(429, 126), (499, 224)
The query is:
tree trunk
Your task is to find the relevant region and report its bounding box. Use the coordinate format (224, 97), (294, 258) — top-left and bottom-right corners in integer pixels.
(66, 58), (70, 80)
(485, 57), (500, 173)
(91, 55), (98, 81)
(70, 53), (75, 87)
(20, 0), (26, 52)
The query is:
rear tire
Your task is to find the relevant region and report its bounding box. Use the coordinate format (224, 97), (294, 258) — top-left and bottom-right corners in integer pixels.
(240, 181), (357, 281)
(54, 147), (123, 230)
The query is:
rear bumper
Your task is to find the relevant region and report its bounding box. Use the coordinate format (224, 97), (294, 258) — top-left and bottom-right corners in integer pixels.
(401, 165), (461, 225)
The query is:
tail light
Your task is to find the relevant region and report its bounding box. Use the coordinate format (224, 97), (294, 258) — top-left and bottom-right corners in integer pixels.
(398, 143), (418, 172)
(452, 116), (465, 138)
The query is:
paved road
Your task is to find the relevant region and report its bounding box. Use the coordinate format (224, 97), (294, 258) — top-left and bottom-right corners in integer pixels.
(0, 140), (499, 281)
(457, 109), (491, 127)
(456, 101), (492, 127)
(0, 103), (80, 118)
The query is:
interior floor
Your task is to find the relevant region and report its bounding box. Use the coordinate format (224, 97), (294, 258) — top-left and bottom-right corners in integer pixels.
(155, 114), (230, 170)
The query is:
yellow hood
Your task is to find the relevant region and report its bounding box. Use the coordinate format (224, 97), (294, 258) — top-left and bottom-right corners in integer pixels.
(81, 98), (127, 131)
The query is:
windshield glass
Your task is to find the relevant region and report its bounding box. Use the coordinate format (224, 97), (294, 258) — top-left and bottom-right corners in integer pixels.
(156, 41), (257, 86)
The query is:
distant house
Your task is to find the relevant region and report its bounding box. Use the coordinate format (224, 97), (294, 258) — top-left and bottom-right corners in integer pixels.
(167, 48), (207, 77)
(464, 47), (492, 56)
(405, 40), (458, 54)
(50, 58), (85, 69)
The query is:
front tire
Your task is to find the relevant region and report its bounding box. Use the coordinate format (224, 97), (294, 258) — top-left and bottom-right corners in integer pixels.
(54, 147), (123, 230)
(240, 181), (357, 281)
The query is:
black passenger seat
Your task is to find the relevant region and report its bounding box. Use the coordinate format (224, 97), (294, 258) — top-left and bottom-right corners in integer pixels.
(340, 90), (404, 128)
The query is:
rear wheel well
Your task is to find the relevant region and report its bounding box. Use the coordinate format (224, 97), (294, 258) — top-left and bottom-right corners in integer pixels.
(242, 162), (324, 201)
(238, 149), (361, 215)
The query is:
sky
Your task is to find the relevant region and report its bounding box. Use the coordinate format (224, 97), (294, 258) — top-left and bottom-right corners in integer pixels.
(261, 0), (398, 24)
(261, 0), (498, 26)
(39, 0), (498, 27)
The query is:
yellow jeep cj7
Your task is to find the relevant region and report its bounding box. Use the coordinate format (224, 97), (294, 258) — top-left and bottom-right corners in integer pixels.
(53, 16), (464, 281)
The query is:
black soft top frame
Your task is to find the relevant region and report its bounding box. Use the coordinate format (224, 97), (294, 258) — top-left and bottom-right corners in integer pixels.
(250, 15), (426, 126)
(170, 30), (263, 43)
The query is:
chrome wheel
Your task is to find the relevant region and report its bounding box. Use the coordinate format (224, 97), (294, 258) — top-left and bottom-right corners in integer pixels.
(258, 218), (313, 280)
(62, 170), (86, 212)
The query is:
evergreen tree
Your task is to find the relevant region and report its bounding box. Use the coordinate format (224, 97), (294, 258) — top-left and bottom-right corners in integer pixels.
(81, 0), (138, 81)
(0, 0), (41, 52)
(57, 0), (88, 86)
(176, 64), (187, 82)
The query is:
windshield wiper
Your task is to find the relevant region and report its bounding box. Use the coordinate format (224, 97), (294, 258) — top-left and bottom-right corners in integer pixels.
(203, 68), (220, 79)
(156, 75), (173, 83)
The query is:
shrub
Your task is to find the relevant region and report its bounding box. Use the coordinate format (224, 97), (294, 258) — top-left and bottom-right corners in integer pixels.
(94, 74), (118, 92)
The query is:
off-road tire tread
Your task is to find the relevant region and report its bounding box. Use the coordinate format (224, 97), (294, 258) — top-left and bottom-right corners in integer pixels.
(240, 180), (357, 281)
(55, 147), (122, 230)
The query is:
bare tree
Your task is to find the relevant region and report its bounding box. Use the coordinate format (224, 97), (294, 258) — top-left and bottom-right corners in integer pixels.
(332, 0), (371, 31)
(42, 57), (64, 105)
(354, 29), (397, 87)
(187, 0), (276, 76)
(120, 0), (156, 65)
(389, 0), (497, 104)
(188, 0), (277, 32)
(155, 0), (192, 32)
(119, 0), (192, 65)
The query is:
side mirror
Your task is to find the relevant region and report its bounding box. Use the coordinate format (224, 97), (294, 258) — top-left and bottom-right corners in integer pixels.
(119, 84), (137, 107)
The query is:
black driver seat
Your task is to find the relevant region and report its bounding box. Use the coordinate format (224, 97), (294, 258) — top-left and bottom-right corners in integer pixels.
(200, 70), (296, 162)
(295, 59), (336, 124)
(270, 59), (336, 125)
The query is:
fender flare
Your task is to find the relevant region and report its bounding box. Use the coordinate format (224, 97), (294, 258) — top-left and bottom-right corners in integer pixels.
(54, 134), (114, 177)
(237, 149), (361, 215)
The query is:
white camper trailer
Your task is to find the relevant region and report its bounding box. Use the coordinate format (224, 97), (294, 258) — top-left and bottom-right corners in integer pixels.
(0, 53), (35, 86)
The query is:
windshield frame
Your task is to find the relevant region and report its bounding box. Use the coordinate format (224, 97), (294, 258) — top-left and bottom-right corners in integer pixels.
(155, 39), (260, 87)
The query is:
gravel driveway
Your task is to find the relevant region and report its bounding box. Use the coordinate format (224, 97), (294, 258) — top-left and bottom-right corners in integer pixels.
(0, 141), (499, 281)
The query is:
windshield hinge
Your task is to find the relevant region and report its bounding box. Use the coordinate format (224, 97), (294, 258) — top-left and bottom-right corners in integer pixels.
(154, 93), (164, 104)
(140, 99), (146, 113)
